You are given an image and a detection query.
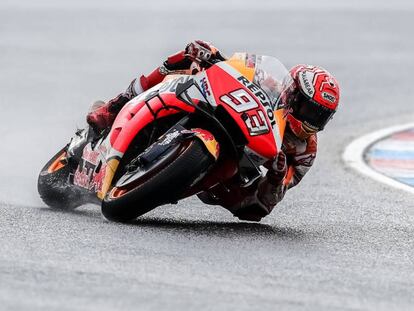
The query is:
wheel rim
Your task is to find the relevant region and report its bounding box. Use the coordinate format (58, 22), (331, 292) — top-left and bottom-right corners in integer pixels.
(107, 141), (192, 200)
(47, 151), (67, 173)
(109, 187), (128, 199)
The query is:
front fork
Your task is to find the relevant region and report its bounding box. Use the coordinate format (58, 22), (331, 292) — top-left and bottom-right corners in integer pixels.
(154, 124), (220, 163)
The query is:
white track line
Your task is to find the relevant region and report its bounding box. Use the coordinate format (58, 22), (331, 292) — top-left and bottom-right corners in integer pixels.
(343, 123), (414, 195)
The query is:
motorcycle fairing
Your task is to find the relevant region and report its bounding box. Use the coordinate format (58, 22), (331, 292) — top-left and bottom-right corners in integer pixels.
(94, 55), (287, 198)
(97, 75), (202, 198)
(223, 53), (287, 153)
(192, 71), (218, 107)
(73, 139), (107, 193)
(67, 130), (119, 198)
(204, 61), (279, 159)
(109, 75), (195, 155)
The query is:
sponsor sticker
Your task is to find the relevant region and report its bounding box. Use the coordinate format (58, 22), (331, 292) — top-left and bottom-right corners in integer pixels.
(299, 71), (315, 98)
(322, 92), (336, 103)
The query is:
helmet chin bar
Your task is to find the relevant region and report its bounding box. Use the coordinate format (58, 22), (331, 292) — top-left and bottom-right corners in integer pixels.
(287, 114), (316, 140)
(297, 127), (315, 140)
(302, 122), (319, 134)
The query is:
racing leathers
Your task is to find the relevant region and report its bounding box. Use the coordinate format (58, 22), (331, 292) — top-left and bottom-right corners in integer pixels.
(86, 40), (225, 131)
(87, 40), (317, 221)
(198, 128), (317, 221)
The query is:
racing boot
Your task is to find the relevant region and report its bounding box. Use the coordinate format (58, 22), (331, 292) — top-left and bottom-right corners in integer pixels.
(86, 94), (131, 133)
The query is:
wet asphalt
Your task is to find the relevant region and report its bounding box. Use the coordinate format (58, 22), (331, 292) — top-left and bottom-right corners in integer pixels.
(0, 1), (413, 310)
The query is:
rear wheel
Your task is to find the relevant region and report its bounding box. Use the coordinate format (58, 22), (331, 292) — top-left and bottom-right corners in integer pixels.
(101, 139), (214, 222)
(38, 147), (87, 209)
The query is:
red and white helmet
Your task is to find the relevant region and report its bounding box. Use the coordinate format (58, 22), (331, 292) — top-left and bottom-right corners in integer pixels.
(285, 65), (340, 139)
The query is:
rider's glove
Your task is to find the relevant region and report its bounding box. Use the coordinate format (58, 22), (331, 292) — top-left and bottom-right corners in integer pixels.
(255, 152), (288, 211)
(185, 40), (226, 66)
(161, 40), (226, 74)
(185, 40), (215, 62)
(265, 151), (287, 185)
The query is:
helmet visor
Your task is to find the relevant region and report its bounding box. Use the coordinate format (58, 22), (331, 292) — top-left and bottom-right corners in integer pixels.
(290, 91), (335, 131)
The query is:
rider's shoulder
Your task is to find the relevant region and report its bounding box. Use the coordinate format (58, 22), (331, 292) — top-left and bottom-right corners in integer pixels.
(305, 133), (318, 154)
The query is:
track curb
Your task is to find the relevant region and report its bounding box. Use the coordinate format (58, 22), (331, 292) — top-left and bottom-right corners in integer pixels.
(343, 123), (414, 195)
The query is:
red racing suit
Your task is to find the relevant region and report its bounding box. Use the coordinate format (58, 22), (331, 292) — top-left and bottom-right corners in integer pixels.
(198, 128), (317, 221)
(102, 43), (317, 221)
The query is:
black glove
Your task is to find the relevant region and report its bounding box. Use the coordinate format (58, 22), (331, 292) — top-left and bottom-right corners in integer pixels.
(185, 40), (215, 61)
(185, 40), (226, 68)
(265, 151), (287, 185)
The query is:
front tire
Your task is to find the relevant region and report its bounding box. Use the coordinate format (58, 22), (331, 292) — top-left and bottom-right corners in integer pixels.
(101, 139), (214, 222)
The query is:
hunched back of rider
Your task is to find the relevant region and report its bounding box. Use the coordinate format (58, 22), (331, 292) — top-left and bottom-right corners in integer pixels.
(86, 40), (340, 221)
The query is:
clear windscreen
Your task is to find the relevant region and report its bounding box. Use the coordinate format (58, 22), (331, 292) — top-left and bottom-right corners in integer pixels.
(252, 55), (293, 109)
(175, 54), (293, 112)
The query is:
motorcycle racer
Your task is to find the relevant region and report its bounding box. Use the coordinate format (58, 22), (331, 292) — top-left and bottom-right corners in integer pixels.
(87, 40), (340, 222)
(86, 40), (226, 131)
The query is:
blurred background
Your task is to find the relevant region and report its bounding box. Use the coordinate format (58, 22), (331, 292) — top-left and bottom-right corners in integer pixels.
(1, 1), (413, 310)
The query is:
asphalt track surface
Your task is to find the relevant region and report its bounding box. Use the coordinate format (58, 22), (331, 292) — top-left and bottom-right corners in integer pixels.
(1, 1), (413, 310)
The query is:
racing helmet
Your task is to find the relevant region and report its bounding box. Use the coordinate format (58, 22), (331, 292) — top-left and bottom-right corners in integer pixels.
(285, 65), (340, 139)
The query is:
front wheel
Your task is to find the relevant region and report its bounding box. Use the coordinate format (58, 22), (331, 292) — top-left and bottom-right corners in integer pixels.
(101, 139), (215, 222)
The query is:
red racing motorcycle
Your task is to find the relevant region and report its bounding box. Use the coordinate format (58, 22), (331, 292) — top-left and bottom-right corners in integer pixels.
(38, 53), (290, 222)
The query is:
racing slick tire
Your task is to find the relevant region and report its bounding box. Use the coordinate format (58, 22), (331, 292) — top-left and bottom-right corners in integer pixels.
(38, 147), (87, 209)
(102, 139), (214, 222)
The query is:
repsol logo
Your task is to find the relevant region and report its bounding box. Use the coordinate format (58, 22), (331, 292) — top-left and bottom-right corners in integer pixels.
(237, 76), (276, 128)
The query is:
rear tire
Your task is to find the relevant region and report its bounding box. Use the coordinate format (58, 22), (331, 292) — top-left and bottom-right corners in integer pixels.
(101, 139), (214, 222)
(38, 147), (87, 209)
